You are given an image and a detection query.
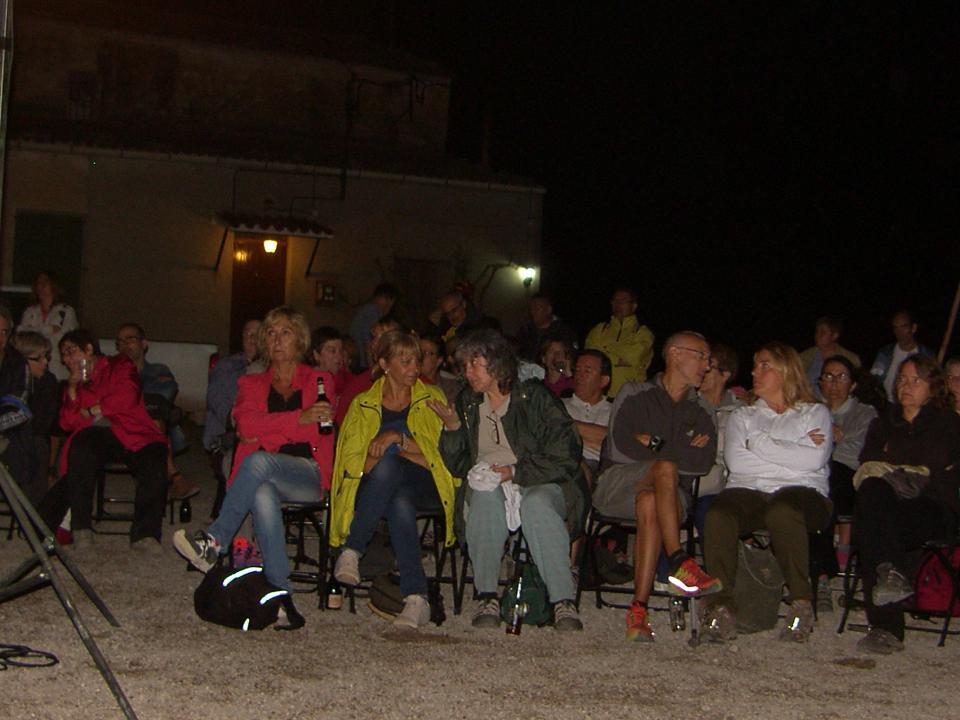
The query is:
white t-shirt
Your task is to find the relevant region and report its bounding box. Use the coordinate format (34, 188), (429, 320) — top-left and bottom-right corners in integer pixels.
(563, 394), (611, 462)
(884, 344), (915, 401)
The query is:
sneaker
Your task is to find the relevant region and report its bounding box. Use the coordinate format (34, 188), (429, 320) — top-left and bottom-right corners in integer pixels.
(816, 576), (834, 614)
(131, 536), (164, 556)
(700, 602), (737, 643)
(667, 557), (722, 597)
(872, 562), (914, 606)
(173, 528), (220, 572)
(856, 627), (905, 655)
(779, 598), (814, 642)
(471, 597), (502, 628)
(625, 601), (655, 642)
(554, 600), (583, 632)
(334, 548), (361, 586)
(169, 472), (200, 501)
(393, 594), (431, 629)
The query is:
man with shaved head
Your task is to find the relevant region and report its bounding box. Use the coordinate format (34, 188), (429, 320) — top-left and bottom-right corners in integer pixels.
(594, 331), (720, 641)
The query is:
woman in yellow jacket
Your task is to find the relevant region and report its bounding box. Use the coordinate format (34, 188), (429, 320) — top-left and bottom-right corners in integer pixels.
(330, 330), (457, 628)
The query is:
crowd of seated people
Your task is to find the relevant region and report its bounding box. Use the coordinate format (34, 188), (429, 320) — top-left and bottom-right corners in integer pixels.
(5, 275), (960, 654)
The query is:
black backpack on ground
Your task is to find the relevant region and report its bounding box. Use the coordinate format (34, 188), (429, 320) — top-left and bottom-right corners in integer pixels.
(194, 565), (288, 631)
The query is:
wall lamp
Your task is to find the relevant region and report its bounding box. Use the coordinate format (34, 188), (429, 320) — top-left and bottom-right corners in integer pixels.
(517, 266), (536, 288)
(263, 238), (278, 254)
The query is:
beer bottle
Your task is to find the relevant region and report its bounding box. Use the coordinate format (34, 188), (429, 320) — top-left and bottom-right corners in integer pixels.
(506, 572), (525, 636)
(326, 579), (343, 610)
(316, 378), (334, 435)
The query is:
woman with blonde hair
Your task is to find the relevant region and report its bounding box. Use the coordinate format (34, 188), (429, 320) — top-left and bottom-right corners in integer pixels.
(701, 341), (834, 643)
(174, 306), (336, 629)
(330, 330), (456, 629)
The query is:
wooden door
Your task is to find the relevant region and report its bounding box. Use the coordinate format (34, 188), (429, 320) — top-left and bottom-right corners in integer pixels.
(229, 236), (287, 353)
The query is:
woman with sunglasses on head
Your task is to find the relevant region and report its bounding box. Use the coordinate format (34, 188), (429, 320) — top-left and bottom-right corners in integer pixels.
(330, 330), (456, 629)
(702, 342), (834, 644)
(853, 355), (960, 654)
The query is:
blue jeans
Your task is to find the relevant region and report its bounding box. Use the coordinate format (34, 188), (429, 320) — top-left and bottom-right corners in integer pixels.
(345, 454), (440, 597)
(208, 451), (321, 590)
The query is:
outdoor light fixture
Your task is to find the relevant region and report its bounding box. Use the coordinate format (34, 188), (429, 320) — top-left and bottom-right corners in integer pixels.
(518, 266), (536, 287)
(262, 238), (278, 254)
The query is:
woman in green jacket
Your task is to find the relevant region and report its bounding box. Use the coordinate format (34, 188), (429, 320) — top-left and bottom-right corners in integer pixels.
(429, 329), (588, 632)
(331, 330), (456, 629)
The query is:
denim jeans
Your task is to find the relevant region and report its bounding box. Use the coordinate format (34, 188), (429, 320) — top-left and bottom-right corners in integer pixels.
(344, 453), (440, 597)
(465, 483), (574, 603)
(207, 451), (321, 590)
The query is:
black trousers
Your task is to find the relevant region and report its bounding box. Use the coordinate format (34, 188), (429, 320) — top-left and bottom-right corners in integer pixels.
(39, 427), (168, 543)
(855, 476), (955, 640)
(811, 461), (857, 578)
(704, 486), (832, 609)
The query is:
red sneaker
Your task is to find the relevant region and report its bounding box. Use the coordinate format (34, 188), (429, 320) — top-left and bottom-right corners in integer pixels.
(667, 557), (722, 597)
(55, 527), (73, 546)
(625, 601), (655, 642)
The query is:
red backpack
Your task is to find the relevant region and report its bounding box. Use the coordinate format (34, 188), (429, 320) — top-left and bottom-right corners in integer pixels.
(911, 546), (960, 617)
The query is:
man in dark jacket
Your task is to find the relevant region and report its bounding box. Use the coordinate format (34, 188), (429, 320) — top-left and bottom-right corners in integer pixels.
(595, 330), (721, 641)
(430, 329), (588, 631)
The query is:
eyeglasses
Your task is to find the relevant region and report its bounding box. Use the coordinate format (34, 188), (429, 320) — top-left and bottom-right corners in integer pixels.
(485, 413), (501, 445)
(467, 358), (489, 370)
(421, 350), (439, 357)
(896, 375), (928, 387)
(674, 345), (711, 363)
(820, 372), (850, 384)
(26, 353), (51, 362)
(948, 374), (960, 384)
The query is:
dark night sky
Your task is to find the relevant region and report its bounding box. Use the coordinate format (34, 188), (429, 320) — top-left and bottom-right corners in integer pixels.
(435, 4), (960, 380)
(117, 2), (960, 379)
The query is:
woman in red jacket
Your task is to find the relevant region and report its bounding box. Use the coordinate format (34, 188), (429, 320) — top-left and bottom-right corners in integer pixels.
(38, 328), (168, 549)
(174, 306), (335, 629)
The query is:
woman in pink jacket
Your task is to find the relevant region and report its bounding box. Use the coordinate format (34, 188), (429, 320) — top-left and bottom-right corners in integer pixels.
(38, 328), (168, 549)
(174, 306), (335, 628)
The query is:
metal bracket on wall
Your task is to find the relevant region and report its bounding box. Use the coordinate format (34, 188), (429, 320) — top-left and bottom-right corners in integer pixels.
(213, 227), (229, 272)
(305, 237), (321, 278)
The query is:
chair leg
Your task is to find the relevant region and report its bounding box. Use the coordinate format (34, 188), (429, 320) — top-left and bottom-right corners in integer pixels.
(836, 549), (859, 634)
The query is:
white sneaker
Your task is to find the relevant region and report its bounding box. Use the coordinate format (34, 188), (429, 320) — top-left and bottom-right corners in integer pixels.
(393, 594), (431, 629)
(334, 548), (361, 586)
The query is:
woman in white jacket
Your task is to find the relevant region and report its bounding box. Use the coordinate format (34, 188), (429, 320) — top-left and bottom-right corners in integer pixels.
(701, 342), (833, 643)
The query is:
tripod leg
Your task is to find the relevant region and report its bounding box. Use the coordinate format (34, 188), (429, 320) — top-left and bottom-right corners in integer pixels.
(1, 468), (119, 625)
(0, 466), (140, 720)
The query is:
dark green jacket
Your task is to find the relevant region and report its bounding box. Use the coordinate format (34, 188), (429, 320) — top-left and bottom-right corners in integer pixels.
(438, 379), (589, 540)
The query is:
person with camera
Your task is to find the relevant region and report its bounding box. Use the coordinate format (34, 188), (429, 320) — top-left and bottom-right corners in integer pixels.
(594, 331), (720, 641)
(540, 338), (574, 398)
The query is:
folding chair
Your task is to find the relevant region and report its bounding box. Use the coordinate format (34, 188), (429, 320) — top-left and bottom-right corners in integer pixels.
(283, 496), (332, 607)
(575, 476), (701, 623)
(92, 461), (176, 534)
(341, 506), (460, 615)
(837, 539), (960, 647)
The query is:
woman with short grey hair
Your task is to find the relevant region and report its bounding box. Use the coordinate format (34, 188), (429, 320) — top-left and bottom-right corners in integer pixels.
(429, 329), (588, 632)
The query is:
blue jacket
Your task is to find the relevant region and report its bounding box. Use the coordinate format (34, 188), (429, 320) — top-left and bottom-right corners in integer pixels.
(870, 342), (933, 398)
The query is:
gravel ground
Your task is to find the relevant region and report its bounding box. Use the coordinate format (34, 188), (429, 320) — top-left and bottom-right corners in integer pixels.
(1, 429), (957, 720)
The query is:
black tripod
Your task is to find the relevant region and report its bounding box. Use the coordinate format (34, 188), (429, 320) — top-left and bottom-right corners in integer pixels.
(0, 465), (139, 720)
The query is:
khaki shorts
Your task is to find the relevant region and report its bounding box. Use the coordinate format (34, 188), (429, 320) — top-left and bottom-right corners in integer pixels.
(592, 461), (693, 520)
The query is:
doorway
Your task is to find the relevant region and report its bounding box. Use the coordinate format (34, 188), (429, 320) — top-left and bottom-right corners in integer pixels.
(229, 236), (287, 353)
